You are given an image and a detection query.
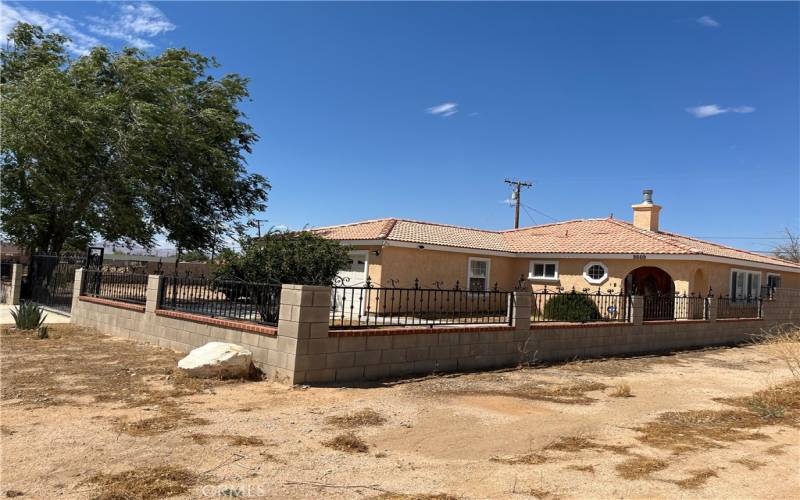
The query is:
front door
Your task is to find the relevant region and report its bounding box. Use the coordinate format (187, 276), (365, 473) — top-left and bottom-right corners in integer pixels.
(332, 251), (369, 318)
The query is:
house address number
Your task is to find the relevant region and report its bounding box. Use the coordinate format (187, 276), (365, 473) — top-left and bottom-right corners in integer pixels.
(633, 254), (647, 260)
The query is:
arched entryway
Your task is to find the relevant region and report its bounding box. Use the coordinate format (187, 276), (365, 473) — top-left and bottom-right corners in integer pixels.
(624, 266), (675, 320)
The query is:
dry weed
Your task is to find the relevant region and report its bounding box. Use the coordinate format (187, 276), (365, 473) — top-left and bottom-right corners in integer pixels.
(615, 455), (669, 480)
(631, 382), (800, 452)
(188, 433), (264, 446)
(1, 426), (15, 436)
(509, 380), (607, 405)
(490, 453), (549, 465)
(544, 435), (630, 455)
(114, 406), (210, 437)
(610, 382), (632, 398)
(323, 432), (369, 453)
(765, 444), (789, 456)
(753, 325), (800, 380)
(565, 464), (595, 473)
(87, 465), (196, 500)
(667, 468), (718, 489)
(324, 408), (386, 428)
(731, 458), (766, 470)
(372, 493), (459, 500)
(527, 487), (559, 499)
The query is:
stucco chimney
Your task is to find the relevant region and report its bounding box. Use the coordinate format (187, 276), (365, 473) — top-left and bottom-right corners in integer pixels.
(631, 189), (661, 232)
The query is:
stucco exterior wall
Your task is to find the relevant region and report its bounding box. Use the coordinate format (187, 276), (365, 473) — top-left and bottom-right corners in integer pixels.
(346, 245), (800, 297)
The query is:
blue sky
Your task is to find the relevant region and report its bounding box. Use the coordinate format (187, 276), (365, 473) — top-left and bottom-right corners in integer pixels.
(3, 2), (799, 254)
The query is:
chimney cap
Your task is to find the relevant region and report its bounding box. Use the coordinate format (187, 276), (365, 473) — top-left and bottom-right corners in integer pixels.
(642, 189), (654, 205)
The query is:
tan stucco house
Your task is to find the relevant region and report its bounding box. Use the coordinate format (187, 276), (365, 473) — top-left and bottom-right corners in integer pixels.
(313, 191), (800, 300)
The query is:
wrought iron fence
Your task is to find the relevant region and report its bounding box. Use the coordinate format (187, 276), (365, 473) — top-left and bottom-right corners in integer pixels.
(717, 296), (761, 319)
(158, 276), (281, 326)
(21, 255), (85, 313)
(81, 269), (148, 305)
(643, 293), (707, 321)
(330, 278), (514, 328)
(531, 287), (630, 323)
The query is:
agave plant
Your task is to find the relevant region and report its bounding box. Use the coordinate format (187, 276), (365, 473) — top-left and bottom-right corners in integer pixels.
(10, 301), (47, 331)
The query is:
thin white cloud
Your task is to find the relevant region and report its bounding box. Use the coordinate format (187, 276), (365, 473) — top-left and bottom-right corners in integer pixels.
(88, 3), (175, 50)
(426, 102), (459, 117)
(0, 3), (99, 55)
(686, 104), (756, 118)
(696, 16), (720, 28)
(0, 2), (175, 55)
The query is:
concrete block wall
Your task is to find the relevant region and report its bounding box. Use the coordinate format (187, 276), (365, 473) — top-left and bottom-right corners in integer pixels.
(69, 269), (800, 386)
(71, 270), (298, 383)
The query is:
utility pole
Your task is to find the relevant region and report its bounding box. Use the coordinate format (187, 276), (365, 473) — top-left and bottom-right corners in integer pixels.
(251, 219), (268, 238)
(504, 179), (533, 229)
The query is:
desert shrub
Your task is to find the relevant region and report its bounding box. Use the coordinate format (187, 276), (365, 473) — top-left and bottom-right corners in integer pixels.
(543, 292), (601, 323)
(610, 382), (632, 398)
(10, 301), (47, 330)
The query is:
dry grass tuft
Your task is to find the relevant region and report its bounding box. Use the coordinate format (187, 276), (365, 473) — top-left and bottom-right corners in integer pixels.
(610, 382), (633, 398)
(615, 455), (669, 480)
(668, 468), (718, 490)
(372, 493), (459, 500)
(544, 435), (631, 455)
(631, 381), (800, 453)
(324, 408), (386, 429)
(87, 465), (196, 500)
(732, 457), (766, 470)
(323, 432), (369, 453)
(187, 433), (264, 446)
(765, 444), (789, 456)
(490, 452), (549, 465)
(527, 487), (559, 499)
(114, 406), (210, 437)
(1, 425), (15, 436)
(508, 380), (608, 405)
(565, 464), (595, 473)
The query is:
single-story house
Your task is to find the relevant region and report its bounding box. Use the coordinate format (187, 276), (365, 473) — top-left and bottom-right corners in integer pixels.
(313, 190), (800, 302)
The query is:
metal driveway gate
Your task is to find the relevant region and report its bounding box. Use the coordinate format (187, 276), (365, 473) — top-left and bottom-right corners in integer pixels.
(21, 248), (103, 314)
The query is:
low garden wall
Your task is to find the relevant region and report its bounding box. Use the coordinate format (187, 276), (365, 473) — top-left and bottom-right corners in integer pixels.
(69, 269), (800, 385)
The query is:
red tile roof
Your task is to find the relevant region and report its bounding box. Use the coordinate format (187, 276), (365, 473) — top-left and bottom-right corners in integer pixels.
(312, 217), (800, 269)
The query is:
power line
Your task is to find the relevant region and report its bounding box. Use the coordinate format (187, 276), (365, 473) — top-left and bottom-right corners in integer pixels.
(520, 204), (537, 226)
(522, 203), (560, 223)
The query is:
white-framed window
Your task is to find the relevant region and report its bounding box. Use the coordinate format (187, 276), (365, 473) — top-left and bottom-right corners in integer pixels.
(467, 257), (490, 291)
(583, 261), (608, 285)
(730, 269), (761, 301)
(767, 273), (782, 289)
(529, 260), (559, 280)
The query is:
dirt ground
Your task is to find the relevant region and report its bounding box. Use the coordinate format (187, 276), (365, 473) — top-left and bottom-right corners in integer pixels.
(1, 325), (799, 499)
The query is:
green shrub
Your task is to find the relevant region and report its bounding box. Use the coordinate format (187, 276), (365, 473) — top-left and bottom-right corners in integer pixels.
(37, 325), (49, 339)
(10, 301), (47, 330)
(542, 292), (602, 323)
(214, 230), (349, 286)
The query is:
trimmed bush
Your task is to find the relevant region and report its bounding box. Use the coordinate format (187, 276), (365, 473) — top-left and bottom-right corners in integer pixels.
(542, 292), (602, 323)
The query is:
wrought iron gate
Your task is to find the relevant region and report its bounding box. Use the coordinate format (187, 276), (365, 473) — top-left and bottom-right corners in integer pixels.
(21, 248), (103, 313)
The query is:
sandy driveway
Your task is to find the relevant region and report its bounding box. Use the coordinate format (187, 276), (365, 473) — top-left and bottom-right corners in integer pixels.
(1, 325), (798, 499)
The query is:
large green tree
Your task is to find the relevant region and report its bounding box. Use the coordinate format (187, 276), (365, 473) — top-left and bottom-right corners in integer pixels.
(1, 23), (268, 256)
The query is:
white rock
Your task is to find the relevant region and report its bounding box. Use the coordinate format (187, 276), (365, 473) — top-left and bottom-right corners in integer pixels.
(178, 342), (253, 379)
